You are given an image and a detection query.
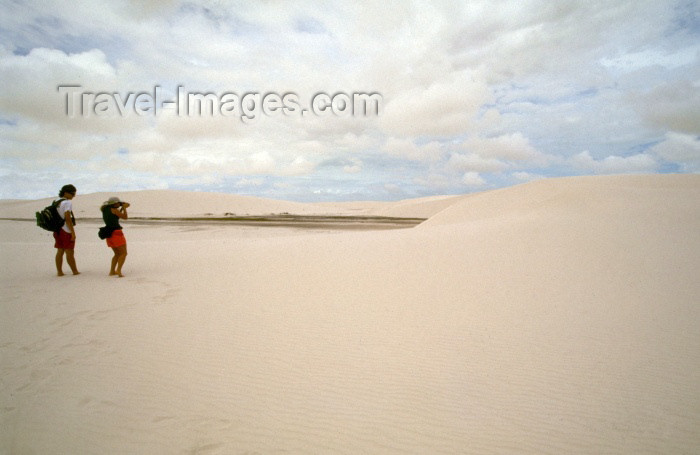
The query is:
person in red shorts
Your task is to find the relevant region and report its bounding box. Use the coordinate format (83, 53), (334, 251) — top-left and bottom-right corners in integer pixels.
(101, 196), (130, 277)
(54, 184), (80, 276)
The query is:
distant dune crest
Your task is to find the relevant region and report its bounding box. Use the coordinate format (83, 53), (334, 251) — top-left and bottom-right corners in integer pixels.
(2, 174), (698, 222)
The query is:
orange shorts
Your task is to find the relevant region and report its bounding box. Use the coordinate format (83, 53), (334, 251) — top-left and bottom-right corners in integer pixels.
(106, 229), (126, 248)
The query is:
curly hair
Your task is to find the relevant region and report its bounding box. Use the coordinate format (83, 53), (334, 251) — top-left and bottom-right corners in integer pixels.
(59, 184), (77, 197)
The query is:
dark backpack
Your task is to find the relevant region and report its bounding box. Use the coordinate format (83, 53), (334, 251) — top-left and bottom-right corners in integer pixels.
(36, 198), (66, 232)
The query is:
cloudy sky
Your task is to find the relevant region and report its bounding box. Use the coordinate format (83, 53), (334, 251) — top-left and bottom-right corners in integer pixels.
(1, 0), (698, 201)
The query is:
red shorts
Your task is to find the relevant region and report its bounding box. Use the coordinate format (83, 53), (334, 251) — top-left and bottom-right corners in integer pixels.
(53, 229), (75, 249)
(106, 229), (126, 248)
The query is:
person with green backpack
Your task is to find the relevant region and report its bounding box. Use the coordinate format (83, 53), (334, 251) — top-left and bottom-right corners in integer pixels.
(53, 184), (80, 276)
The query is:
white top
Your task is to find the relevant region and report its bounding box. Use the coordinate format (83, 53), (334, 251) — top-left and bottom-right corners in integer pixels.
(55, 198), (73, 233)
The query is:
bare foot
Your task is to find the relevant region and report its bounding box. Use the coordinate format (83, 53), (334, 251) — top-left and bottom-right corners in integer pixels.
(57, 272), (65, 277)
(72, 271), (81, 275)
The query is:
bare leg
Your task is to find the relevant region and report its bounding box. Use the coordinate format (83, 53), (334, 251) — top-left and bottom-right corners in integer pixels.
(65, 249), (79, 275)
(109, 248), (119, 275)
(55, 249), (65, 276)
(111, 245), (127, 277)
(116, 245), (127, 277)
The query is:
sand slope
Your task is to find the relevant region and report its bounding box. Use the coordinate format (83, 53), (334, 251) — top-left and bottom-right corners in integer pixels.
(422, 173), (700, 227)
(0, 190), (456, 219)
(0, 190), (326, 219)
(1, 174), (699, 454)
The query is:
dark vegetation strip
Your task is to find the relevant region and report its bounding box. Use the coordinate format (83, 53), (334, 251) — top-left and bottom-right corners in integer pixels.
(1, 215), (427, 230)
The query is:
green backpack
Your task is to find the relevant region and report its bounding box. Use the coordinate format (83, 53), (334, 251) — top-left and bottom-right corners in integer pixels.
(36, 199), (67, 232)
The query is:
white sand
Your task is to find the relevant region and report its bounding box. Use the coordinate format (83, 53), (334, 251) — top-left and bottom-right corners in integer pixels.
(1, 174), (699, 454)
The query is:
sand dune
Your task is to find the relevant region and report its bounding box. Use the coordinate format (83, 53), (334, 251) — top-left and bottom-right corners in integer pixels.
(1, 174), (699, 454)
(422, 173), (700, 227)
(0, 190), (326, 219)
(0, 190), (457, 220)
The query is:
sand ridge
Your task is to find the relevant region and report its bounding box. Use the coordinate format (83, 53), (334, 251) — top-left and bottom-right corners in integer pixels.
(0, 189), (458, 220)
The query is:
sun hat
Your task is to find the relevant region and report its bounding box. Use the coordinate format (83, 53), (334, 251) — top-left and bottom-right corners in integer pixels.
(102, 196), (121, 207)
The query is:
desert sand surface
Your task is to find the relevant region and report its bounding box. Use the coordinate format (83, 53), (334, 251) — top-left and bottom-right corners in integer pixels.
(1, 174), (699, 454)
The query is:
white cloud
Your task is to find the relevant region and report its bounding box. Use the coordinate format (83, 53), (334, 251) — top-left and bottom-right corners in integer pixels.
(379, 70), (491, 136)
(382, 138), (444, 162)
(648, 132), (700, 172)
(383, 183), (403, 196)
(632, 80), (700, 135)
(446, 132), (549, 174)
(461, 132), (547, 163)
(601, 45), (700, 72)
(343, 158), (362, 174)
(447, 153), (508, 174)
(285, 156), (315, 176)
(570, 151), (658, 174)
(462, 171), (486, 187)
(414, 173), (453, 191)
(0, 48), (119, 125)
(235, 178), (264, 188)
